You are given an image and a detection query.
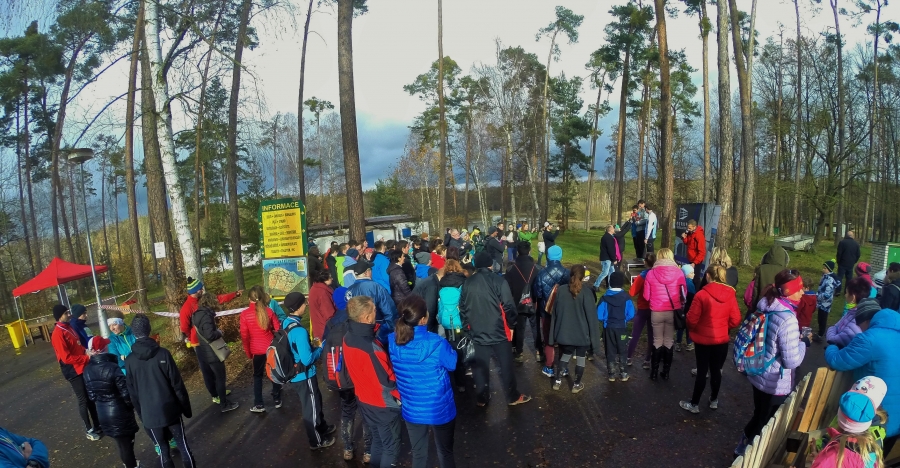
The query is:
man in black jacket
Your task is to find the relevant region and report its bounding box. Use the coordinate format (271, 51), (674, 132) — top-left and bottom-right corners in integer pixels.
(307, 245), (325, 282)
(836, 231), (861, 292)
(505, 242), (539, 362)
(881, 262), (900, 312)
(537, 222), (560, 266)
(485, 227), (505, 272)
(593, 225), (619, 290)
(411, 268), (442, 333)
(125, 315), (195, 468)
(460, 252), (531, 407)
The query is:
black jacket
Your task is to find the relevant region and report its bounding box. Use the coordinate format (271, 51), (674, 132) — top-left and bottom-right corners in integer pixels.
(191, 306), (222, 364)
(327, 254), (342, 284)
(699, 266), (739, 289)
(447, 237), (465, 251)
(124, 338), (192, 429)
(485, 236), (504, 264)
(459, 268), (516, 346)
(505, 256), (537, 305)
(388, 263), (412, 306)
(412, 273), (441, 333)
(542, 229), (559, 248)
(308, 253), (325, 281)
(881, 275), (900, 312)
(550, 284), (602, 350)
(401, 254), (416, 286)
(600, 232), (618, 262)
(836, 236), (861, 268)
(83, 353), (139, 438)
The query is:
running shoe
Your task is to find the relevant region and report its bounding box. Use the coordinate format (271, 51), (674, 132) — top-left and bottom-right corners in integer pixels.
(250, 405), (266, 413)
(679, 401), (700, 414)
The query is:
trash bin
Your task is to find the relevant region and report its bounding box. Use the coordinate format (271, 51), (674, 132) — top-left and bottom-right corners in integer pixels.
(5, 320), (27, 349)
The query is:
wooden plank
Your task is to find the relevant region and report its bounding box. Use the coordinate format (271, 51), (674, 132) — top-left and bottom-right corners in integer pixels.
(750, 429), (767, 468)
(798, 368), (829, 432)
(808, 369), (836, 430)
(761, 408), (783, 466)
(817, 371), (853, 431)
(732, 455), (744, 468)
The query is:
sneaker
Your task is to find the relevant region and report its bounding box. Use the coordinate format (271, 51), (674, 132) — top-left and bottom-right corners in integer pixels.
(691, 368), (698, 376)
(343, 449), (354, 460)
(363, 453), (372, 463)
(514, 353), (526, 363)
(250, 405), (266, 413)
(686, 343), (695, 351)
(310, 436), (336, 450)
(587, 353), (594, 361)
(86, 430), (101, 441)
(541, 366), (555, 378)
(709, 399), (719, 410)
(275, 399), (283, 409)
(608, 373), (617, 382)
(212, 389), (232, 404)
(221, 401), (240, 413)
(571, 383), (585, 394)
(734, 434), (750, 457)
(560, 368), (569, 378)
(675, 343), (682, 352)
(619, 373), (630, 382)
(626, 358), (633, 366)
(508, 394), (532, 406)
(642, 360), (651, 370)
(679, 400), (700, 414)
(552, 379), (561, 391)
(324, 424), (337, 436)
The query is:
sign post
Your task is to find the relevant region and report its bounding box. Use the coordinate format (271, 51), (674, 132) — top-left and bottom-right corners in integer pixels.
(259, 198), (309, 299)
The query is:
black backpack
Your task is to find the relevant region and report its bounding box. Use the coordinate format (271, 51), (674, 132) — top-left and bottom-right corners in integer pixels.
(323, 314), (353, 391)
(265, 320), (306, 385)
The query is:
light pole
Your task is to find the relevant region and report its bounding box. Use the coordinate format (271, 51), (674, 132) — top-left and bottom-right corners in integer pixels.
(67, 148), (109, 338)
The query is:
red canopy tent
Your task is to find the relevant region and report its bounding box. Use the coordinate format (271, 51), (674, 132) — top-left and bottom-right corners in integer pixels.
(12, 257), (108, 298)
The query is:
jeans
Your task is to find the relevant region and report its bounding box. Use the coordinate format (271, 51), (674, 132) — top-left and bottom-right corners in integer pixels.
(147, 418), (195, 468)
(406, 419), (456, 468)
(691, 343), (729, 405)
(836, 264), (854, 293)
(360, 405), (401, 468)
(472, 341), (520, 404)
(68, 374), (100, 432)
(537, 251), (544, 266)
(252, 354), (282, 406)
(294, 374), (330, 447)
(743, 385), (787, 440)
(593, 260), (614, 289)
(113, 436), (137, 468)
(196, 349), (229, 408)
(675, 329), (693, 345)
(651, 311), (675, 348)
(627, 309), (654, 361)
(338, 388), (372, 454)
(507, 247), (517, 262)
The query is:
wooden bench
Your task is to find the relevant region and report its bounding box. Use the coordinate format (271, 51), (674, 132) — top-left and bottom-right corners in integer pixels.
(25, 317), (53, 343)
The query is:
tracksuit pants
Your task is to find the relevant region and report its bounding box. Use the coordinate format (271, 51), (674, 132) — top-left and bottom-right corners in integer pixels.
(472, 341), (520, 404)
(359, 404), (402, 468)
(338, 388), (372, 454)
(196, 349), (228, 408)
(293, 374), (330, 447)
(147, 418), (195, 468)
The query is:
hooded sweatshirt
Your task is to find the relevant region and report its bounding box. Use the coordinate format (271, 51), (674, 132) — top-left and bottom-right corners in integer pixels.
(686, 282), (742, 345)
(642, 259), (687, 312)
(124, 338), (192, 429)
(754, 246), (790, 306)
(342, 256), (358, 287)
(596, 289), (635, 329)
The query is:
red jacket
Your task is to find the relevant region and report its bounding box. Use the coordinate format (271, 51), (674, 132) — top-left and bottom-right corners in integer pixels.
(431, 252), (445, 270)
(239, 305), (281, 357)
(686, 282), (742, 345)
(342, 320), (400, 409)
(308, 282), (337, 341)
(797, 293), (817, 330)
(179, 292), (239, 346)
(629, 273), (651, 310)
(684, 226), (707, 265)
(51, 322), (89, 379)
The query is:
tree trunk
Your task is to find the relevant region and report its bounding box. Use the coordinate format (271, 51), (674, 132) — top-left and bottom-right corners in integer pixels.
(22, 79), (42, 271)
(436, 0), (447, 234)
(125, 1), (149, 311)
(297, 0), (314, 204)
(700, 0), (711, 201)
(862, 1), (882, 244)
(464, 117), (471, 228)
(715, 0), (734, 249)
(15, 102), (36, 277)
(338, 0), (366, 241)
(613, 48), (631, 226)
(832, 0), (845, 242)
(506, 127), (517, 226)
(654, 0), (674, 249)
(541, 31), (559, 223)
(729, 0), (756, 266)
(585, 75), (604, 230)
(791, 0), (803, 234)
(768, 33), (784, 238)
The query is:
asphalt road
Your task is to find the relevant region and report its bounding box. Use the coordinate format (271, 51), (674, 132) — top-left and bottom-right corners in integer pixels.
(0, 329), (827, 468)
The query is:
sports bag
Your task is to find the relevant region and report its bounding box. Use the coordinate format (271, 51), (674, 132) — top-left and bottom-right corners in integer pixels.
(513, 264), (536, 317)
(265, 320), (306, 385)
(438, 286), (463, 331)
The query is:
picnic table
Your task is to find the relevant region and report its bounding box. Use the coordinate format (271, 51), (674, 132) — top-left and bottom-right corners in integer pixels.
(25, 316), (54, 342)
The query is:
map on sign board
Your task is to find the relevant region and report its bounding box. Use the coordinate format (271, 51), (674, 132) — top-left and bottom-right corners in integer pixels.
(262, 257), (308, 299)
(258, 198), (308, 259)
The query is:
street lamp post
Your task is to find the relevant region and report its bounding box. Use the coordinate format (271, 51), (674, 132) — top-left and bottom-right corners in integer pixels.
(67, 148), (110, 338)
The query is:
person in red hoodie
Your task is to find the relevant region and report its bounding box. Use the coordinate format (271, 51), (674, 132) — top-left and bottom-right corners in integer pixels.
(239, 285), (282, 413)
(179, 277), (241, 405)
(679, 266), (742, 414)
(796, 278), (818, 332)
(681, 219), (707, 288)
(342, 295), (402, 468)
(308, 269), (337, 341)
(51, 304), (102, 441)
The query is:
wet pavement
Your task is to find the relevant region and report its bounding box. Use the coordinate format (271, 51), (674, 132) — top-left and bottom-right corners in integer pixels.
(0, 332), (827, 467)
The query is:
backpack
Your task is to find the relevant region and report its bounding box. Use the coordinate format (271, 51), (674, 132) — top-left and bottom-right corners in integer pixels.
(265, 320), (306, 385)
(732, 310), (781, 376)
(323, 316), (353, 391)
(438, 286), (463, 331)
(513, 264), (536, 317)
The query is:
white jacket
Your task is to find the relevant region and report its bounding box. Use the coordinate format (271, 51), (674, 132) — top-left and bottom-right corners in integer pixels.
(645, 211), (658, 240)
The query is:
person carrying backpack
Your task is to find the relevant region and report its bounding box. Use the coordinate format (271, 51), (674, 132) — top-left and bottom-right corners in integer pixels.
(596, 271), (635, 382)
(550, 266), (603, 393)
(438, 259), (468, 391)
(279, 292), (336, 450)
(733, 269), (812, 457)
(240, 286), (282, 413)
(505, 241), (538, 363)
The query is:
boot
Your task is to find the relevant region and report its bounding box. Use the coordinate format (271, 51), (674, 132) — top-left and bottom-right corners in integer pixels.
(649, 347), (661, 381)
(607, 361), (617, 382)
(660, 347), (673, 380)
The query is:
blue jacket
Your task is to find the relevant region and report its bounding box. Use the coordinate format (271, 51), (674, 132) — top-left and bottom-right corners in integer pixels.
(825, 309), (900, 437)
(282, 316), (321, 382)
(536, 260), (569, 301)
(388, 326), (457, 425)
(107, 326), (136, 373)
(0, 426), (49, 468)
(415, 264), (434, 279)
(269, 298), (287, 322)
(372, 252), (391, 291)
(597, 289), (635, 329)
(347, 278), (397, 344)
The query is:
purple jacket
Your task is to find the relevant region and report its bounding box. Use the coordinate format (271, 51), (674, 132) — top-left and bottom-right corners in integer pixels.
(642, 259), (686, 312)
(825, 306), (862, 349)
(747, 298), (807, 396)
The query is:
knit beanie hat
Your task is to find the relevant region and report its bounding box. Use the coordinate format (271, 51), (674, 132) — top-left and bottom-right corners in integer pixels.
(474, 251), (493, 269)
(610, 272), (626, 289)
(856, 262), (871, 277)
(346, 249), (359, 260)
(52, 304), (70, 321)
(131, 314), (151, 339)
(823, 260), (836, 273)
(187, 277), (203, 295)
(333, 287), (349, 311)
(681, 265), (694, 278)
(415, 252), (431, 265)
(88, 336), (110, 353)
(283, 292), (307, 313)
(547, 245), (563, 261)
(70, 304), (87, 320)
(854, 298), (882, 324)
(837, 376), (887, 433)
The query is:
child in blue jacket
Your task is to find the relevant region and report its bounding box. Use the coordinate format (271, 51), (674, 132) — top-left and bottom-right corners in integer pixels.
(0, 426), (49, 468)
(816, 260), (841, 340)
(597, 272), (635, 382)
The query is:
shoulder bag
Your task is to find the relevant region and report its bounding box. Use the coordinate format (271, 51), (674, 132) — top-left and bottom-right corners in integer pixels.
(194, 319), (231, 362)
(664, 283), (687, 330)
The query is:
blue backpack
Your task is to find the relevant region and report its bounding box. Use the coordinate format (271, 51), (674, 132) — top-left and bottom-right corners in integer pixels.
(732, 310), (783, 376)
(438, 286), (463, 331)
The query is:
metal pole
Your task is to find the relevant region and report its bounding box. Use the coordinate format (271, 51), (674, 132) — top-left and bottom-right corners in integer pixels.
(12, 296), (27, 347)
(79, 162), (110, 338)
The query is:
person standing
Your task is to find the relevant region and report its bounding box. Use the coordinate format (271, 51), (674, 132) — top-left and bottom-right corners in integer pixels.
(550, 265), (603, 392)
(347, 259), (398, 345)
(328, 243), (346, 285)
(627, 254), (656, 370)
(83, 337), (141, 468)
(505, 241), (538, 363)
(389, 296), (458, 468)
(681, 219), (707, 287)
(644, 205), (658, 255)
(535, 245), (569, 377)
(634, 200), (649, 259)
(106, 317), (136, 374)
(642, 248), (686, 381)
(836, 230), (861, 293)
(240, 286), (282, 413)
(308, 269), (337, 342)
(460, 251), (532, 407)
(505, 225), (519, 264)
(517, 224), (537, 258)
(437, 260), (468, 389)
(371, 241), (391, 291)
(388, 249), (412, 305)
(50, 304), (102, 441)
(593, 225), (618, 290)
(679, 266), (742, 414)
(192, 292), (239, 412)
(699, 247), (739, 289)
(825, 279), (875, 349)
(69, 304), (92, 347)
(537, 222), (560, 266)
(342, 296), (403, 468)
(596, 271), (634, 382)
(125, 314), (196, 468)
(307, 244), (325, 282)
(484, 227), (505, 272)
(881, 262), (900, 311)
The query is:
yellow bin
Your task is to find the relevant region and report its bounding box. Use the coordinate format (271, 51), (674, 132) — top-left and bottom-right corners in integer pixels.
(5, 320), (27, 349)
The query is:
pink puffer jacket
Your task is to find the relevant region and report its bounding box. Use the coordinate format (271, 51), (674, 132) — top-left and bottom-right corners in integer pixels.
(642, 259), (687, 312)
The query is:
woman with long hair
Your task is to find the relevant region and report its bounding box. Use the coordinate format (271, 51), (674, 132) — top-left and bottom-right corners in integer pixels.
(627, 253), (656, 369)
(642, 248), (686, 381)
(549, 265), (602, 393)
(308, 269), (337, 342)
(679, 266), (742, 414)
(389, 295), (457, 468)
(193, 292), (239, 412)
(240, 285), (282, 413)
(700, 247), (739, 288)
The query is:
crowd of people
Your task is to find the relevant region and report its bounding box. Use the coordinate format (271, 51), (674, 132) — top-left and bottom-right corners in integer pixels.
(6, 205), (900, 468)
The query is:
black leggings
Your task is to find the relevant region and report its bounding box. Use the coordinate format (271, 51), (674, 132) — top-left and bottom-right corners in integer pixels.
(406, 419), (456, 468)
(252, 354), (282, 406)
(113, 436), (137, 468)
(691, 343), (729, 405)
(68, 375), (100, 432)
(743, 386), (787, 440)
(817, 308), (830, 337)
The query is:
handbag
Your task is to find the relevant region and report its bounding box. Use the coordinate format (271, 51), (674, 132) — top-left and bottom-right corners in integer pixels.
(195, 326), (231, 362)
(456, 334), (475, 365)
(545, 284), (559, 314)
(664, 283), (688, 330)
